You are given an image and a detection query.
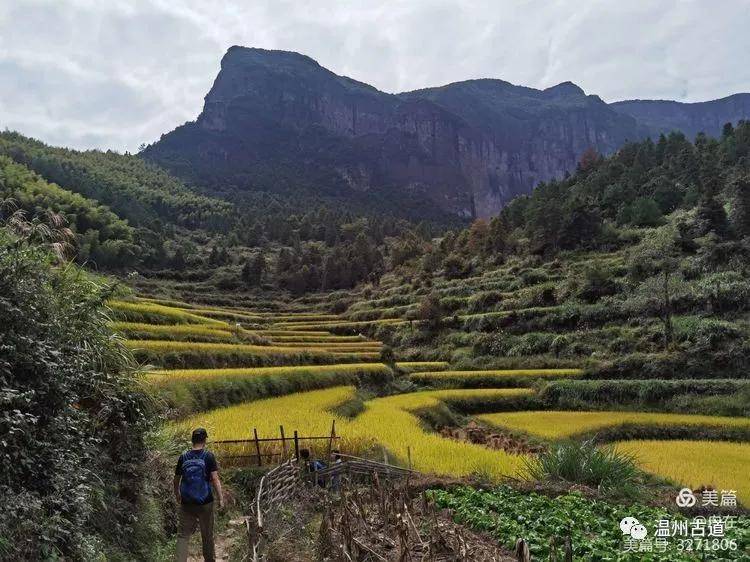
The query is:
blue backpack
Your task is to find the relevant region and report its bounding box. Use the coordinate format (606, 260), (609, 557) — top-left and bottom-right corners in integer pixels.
(180, 450), (211, 504)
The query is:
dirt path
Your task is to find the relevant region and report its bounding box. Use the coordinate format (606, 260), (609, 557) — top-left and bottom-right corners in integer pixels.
(186, 521), (239, 562)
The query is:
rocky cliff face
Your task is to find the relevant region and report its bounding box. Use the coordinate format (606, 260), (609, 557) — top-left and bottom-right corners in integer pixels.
(611, 94), (750, 140)
(144, 47), (750, 219)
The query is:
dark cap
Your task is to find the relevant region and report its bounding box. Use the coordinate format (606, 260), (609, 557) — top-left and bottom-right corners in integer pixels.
(191, 427), (208, 444)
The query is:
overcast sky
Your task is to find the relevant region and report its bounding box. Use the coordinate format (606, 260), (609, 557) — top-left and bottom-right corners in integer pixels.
(1, 0), (749, 153)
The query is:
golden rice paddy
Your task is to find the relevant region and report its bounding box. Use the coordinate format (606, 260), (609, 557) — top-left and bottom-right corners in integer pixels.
(107, 300), (228, 327)
(147, 363), (391, 385)
(174, 386), (528, 479)
(478, 410), (750, 439)
(612, 440), (750, 505)
(396, 361), (449, 373)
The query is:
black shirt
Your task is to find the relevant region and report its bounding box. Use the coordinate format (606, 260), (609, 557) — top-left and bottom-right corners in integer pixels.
(175, 449), (219, 505)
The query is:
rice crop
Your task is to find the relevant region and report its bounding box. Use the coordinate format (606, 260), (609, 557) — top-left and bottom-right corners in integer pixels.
(171, 386), (361, 442)
(411, 369), (582, 388)
(478, 410), (750, 439)
(110, 322), (236, 342)
(148, 364), (392, 415)
(267, 335), (368, 343)
(612, 440), (750, 505)
(396, 361), (449, 373)
(187, 309), (265, 323)
(347, 392), (528, 478)
(272, 319), (406, 330)
(107, 300), (228, 327)
(173, 386), (527, 479)
(269, 314), (341, 322)
(148, 363), (392, 384)
(256, 330), (333, 337)
(258, 341), (382, 351)
(125, 339), (380, 368)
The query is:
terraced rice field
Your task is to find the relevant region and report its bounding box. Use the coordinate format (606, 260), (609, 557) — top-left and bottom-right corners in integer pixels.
(174, 386), (528, 479)
(108, 300), (229, 326)
(395, 361), (449, 373)
(111, 322), (238, 342)
(113, 294), (749, 498)
(147, 363), (391, 385)
(478, 410), (750, 439)
(612, 440), (750, 505)
(411, 369), (582, 387)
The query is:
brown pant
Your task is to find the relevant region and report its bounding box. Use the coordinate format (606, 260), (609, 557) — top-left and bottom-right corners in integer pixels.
(176, 502), (215, 562)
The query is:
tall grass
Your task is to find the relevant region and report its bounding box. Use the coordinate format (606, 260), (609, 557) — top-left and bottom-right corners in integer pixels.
(523, 440), (642, 497)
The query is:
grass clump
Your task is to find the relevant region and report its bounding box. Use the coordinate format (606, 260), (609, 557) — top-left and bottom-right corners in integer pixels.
(524, 440), (643, 496)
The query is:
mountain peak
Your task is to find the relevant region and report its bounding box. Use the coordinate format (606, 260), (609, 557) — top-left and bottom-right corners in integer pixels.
(543, 81), (585, 97)
(221, 46), (323, 71)
(145, 48), (750, 220)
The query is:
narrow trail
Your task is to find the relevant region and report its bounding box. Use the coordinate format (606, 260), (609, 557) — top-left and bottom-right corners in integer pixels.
(186, 522), (239, 562)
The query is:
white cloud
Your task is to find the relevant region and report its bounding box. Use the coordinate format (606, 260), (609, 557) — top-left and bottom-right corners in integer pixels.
(1, 0), (748, 152)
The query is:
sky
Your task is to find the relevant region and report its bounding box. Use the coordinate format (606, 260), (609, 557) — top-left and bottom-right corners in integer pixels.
(1, 0), (749, 153)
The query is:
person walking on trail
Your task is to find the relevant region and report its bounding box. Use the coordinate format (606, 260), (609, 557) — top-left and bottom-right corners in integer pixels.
(175, 427), (224, 562)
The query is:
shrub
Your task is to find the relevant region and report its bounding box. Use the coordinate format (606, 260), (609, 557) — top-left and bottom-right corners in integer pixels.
(0, 232), (156, 560)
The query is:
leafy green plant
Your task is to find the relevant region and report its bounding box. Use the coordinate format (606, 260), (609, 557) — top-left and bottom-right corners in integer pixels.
(429, 486), (750, 561)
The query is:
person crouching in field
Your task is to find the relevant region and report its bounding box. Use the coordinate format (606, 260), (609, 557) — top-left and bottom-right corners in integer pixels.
(175, 427), (224, 562)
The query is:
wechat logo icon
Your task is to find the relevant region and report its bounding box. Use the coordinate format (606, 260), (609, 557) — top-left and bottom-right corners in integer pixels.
(620, 517), (648, 540)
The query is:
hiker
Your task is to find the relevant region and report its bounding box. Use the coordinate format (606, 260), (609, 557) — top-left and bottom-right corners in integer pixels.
(175, 427), (224, 562)
(299, 448), (326, 486)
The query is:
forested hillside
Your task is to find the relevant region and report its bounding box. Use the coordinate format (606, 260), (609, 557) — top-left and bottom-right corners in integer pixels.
(0, 131), (448, 286)
(313, 121), (750, 388)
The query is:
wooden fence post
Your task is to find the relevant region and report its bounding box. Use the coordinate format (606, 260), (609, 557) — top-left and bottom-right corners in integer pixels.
(253, 428), (262, 467)
(326, 419), (336, 460)
(293, 430), (299, 460)
(279, 425), (287, 459)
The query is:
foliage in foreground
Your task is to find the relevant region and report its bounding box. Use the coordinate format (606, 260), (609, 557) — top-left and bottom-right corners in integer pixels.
(0, 227), (159, 560)
(429, 486), (750, 561)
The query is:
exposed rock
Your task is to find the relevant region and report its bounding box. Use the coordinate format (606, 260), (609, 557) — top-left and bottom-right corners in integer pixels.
(144, 46), (750, 219)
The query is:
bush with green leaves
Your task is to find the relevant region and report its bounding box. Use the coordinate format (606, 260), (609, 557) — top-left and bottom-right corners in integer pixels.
(0, 226), (156, 560)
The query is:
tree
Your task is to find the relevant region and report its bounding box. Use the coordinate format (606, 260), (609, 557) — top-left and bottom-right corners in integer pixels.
(578, 147), (601, 172)
(628, 225), (681, 347)
(730, 178), (750, 237)
(172, 246), (186, 270)
(417, 291), (444, 331)
(694, 194), (729, 238)
(242, 252), (266, 286)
